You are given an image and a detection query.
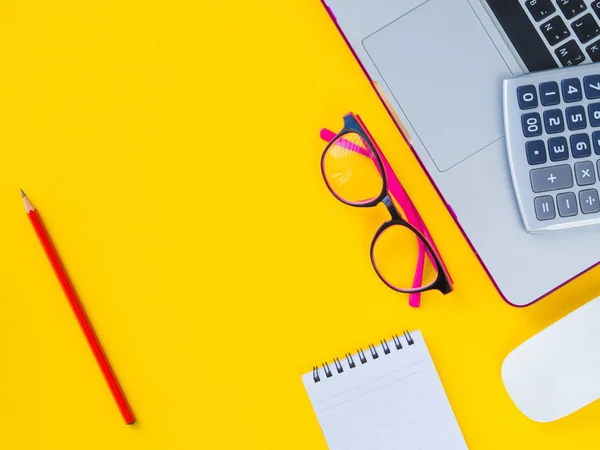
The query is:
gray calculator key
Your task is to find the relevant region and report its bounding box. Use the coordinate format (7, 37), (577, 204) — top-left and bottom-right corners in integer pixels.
(575, 161), (597, 185)
(530, 164), (574, 192)
(534, 196), (556, 221)
(557, 192), (578, 217)
(579, 188), (600, 213)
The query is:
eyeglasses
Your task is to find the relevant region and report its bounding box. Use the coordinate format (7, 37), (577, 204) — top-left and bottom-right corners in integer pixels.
(320, 113), (453, 307)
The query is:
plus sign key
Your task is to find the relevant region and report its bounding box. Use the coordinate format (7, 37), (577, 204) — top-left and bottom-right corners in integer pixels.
(579, 188), (600, 213)
(530, 164), (574, 192)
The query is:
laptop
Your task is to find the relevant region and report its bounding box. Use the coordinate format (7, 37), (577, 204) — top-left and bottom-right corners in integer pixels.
(322, 0), (600, 307)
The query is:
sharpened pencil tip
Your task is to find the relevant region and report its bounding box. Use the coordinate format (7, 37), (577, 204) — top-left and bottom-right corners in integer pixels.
(20, 189), (26, 198)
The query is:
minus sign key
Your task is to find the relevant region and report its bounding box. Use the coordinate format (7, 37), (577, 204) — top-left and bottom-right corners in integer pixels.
(539, 81), (561, 106)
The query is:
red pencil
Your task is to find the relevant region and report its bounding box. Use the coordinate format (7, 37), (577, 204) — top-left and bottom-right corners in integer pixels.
(21, 190), (135, 425)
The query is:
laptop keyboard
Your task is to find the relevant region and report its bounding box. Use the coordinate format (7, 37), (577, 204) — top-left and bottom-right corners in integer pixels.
(526, 0), (600, 66)
(486, 0), (600, 71)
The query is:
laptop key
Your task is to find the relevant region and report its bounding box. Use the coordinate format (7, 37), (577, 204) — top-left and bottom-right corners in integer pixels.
(555, 40), (585, 66)
(541, 16), (571, 46)
(571, 13), (600, 44)
(593, 1), (600, 20)
(557, 0), (587, 20)
(534, 196), (556, 220)
(525, 0), (556, 21)
(530, 165), (573, 192)
(586, 39), (600, 61)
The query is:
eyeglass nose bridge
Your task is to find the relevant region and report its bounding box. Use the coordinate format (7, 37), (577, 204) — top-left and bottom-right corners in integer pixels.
(382, 195), (402, 221)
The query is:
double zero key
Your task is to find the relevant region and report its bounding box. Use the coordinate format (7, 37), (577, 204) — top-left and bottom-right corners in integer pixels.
(522, 112), (542, 137)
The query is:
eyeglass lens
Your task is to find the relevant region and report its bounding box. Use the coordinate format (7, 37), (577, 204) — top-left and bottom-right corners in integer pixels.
(372, 223), (438, 292)
(321, 132), (384, 206)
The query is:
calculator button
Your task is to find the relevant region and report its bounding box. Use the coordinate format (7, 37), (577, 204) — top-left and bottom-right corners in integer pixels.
(534, 196), (556, 221)
(588, 75), (600, 93)
(562, 78), (583, 102)
(571, 14), (600, 44)
(575, 161), (597, 185)
(571, 133), (592, 157)
(584, 75), (600, 99)
(542, 16), (571, 46)
(579, 188), (600, 213)
(589, 103), (600, 126)
(530, 164), (573, 192)
(517, 85), (538, 109)
(586, 39), (600, 61)
(539, 81), (561, 106)
(566, 105), (587, 129)
(557, 192), (579, 217)
(543, 109), (565, 133)
(557, 0), (587, 20)
(548, 136), (570, 161)
(593, 131), (600, 154)
(526, 140), (547, 165)
(525, 0), (556, 21)
(556, 40), (586, 66)
(522, 112), (542, 137)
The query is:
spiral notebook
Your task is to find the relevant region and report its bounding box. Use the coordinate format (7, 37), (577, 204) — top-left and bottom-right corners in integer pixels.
(302, 330), (467, 450)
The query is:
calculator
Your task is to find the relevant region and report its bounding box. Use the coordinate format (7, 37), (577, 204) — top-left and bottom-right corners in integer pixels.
(504, 63), (600, 232)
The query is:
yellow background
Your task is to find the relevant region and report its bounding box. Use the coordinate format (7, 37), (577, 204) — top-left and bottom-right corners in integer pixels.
(1, 1), (600, 448)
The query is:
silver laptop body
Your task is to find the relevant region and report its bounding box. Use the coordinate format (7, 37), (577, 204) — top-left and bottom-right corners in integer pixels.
(323, 0), (600, 306)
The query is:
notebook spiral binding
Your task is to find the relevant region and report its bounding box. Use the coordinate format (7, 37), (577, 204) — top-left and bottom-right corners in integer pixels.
(312, 330), (414, 383)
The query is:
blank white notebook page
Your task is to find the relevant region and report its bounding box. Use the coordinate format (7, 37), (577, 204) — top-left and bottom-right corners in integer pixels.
(302, 330), (467, 450)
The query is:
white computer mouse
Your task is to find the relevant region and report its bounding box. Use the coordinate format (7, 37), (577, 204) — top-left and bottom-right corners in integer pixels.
(502, 295), (600, 422)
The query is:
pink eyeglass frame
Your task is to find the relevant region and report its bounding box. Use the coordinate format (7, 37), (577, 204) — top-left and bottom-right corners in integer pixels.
(320, 113), (453, 307)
